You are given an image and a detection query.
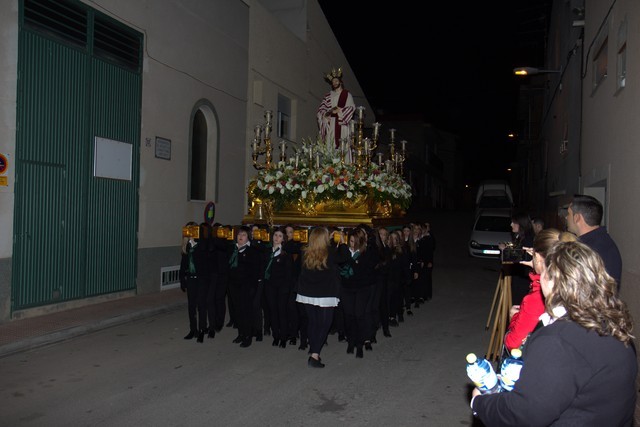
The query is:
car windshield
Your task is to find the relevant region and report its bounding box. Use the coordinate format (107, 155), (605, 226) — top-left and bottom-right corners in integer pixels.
(475, 215), (511, 232)
(478, 196), (512, 209)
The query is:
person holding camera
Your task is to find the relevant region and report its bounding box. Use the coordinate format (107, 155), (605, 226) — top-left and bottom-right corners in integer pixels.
(499, 211), (534, 305)
(471, 241), (636, 426)
(504, 228), (576, 352)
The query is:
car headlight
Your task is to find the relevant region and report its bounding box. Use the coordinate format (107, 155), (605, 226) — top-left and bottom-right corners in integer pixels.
(469, 240), (480, 248)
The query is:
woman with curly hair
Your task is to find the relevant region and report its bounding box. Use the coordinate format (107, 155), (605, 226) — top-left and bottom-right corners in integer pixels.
(471, 241), (636, 426)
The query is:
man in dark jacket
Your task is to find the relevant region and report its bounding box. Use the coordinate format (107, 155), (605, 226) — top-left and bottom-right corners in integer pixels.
(566, 194), (622, 288)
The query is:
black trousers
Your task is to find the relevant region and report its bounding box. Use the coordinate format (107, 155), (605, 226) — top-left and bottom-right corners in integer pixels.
(341, 286), (374, 347)
(186, 276), (208, 332)
(212, 273), (228, 330)
(264, 282), (289, 340)
(229, 281), (258, 339)
(304, 304), (334, 355)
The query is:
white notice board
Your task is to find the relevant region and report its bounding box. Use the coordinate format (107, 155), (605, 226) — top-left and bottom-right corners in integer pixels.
(93, 136), (132, 181)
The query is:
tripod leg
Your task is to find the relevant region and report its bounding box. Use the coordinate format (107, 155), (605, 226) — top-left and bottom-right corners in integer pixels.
(485, 273), (503, 330)
(486, 274), (504, 359)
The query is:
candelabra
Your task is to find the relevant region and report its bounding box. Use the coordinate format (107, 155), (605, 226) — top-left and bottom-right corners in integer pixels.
(251, 110), (276, 170)
(346, 108), (408, 176)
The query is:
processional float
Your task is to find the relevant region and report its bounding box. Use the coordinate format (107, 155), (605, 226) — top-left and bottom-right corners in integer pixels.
(243, 107), (412, 229)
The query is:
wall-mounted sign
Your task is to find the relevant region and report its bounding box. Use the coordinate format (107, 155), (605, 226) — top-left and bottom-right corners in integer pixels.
(155, 137), (171, 160)
(93, 137), (132, 181)
(0, 153), (8, 174)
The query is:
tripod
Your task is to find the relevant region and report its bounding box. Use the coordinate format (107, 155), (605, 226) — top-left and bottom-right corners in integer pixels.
(485, 267), (512, 362)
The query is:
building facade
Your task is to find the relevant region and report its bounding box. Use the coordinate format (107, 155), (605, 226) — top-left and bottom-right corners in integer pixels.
(0, 0), (372, 322)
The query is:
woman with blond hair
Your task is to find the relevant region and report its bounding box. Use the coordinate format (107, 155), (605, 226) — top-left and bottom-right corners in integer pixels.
(296, 227), (349, 368)
(471, 241), (636, 426)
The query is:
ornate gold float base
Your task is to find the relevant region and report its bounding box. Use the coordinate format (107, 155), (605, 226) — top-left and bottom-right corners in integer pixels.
(242, 197), (406, 228)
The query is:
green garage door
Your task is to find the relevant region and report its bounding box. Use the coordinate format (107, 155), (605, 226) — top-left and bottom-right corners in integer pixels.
(12, 0), (142, 310)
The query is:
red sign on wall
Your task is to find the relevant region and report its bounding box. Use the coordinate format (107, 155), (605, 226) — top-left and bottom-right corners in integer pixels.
(0, 154), (8, 174)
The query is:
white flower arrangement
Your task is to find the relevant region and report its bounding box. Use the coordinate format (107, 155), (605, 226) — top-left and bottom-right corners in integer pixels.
(249, 139), (412, 211)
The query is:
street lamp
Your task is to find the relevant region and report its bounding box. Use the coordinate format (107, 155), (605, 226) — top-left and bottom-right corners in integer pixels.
(513, 66), (562, 76)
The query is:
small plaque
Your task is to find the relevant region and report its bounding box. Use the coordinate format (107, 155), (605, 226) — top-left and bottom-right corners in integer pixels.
(155, 137), (171, 160)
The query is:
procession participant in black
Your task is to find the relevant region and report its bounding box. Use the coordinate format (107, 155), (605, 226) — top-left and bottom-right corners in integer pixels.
(178, 222), (210, 343)
(264, 227), (294, 348)
(227, 226), (264, 348)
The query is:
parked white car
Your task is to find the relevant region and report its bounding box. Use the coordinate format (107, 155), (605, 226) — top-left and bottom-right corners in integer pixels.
(468, 209), (513, 258)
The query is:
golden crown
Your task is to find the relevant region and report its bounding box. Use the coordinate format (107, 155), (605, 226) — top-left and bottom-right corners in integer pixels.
(324, 67), (343, 83)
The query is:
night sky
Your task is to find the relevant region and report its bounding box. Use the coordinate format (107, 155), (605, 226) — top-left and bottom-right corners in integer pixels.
(317, 1), (551, 184)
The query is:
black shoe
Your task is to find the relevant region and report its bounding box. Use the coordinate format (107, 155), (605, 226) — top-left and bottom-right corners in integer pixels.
(398, 314), (405, 322)
(184, 331), (196, 340)
(338, 333), (346, 342)
(264, 328), (271, 336)
(356, 347), (364, 358)
(226, 321), (234, 327)
(272, 338), (279, 347)
(407, 310), (413, 316)
(255, 334), (263, 342)
(289, 337), (297, 346)
(232, 335), (243, 344)
(371, 337), (377, 344)
(389, 318), (399, 327)
(240, 337), (252, 348)
(414, 302), (420, 308)
(208, 330), (216, 339)
(279, 339), (287, 349)
(298, 342), (308, 351)
(308, 356), (325, 368)
(419, 297), (425, 303)
(383, 328), (392, 337)
(347, 344), (354, 354)
(364, 341), (373, 351)
(197, 331), (205, 343)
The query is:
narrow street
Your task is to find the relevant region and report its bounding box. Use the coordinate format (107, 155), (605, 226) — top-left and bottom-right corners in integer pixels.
(1, 210), (504, 426)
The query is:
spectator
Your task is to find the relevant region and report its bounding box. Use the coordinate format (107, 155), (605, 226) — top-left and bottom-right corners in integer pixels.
(566, 194), (622, 289)
(471, 241), (636, 426)
(503, 228), (576, 352)
(531, 217), (544, 235)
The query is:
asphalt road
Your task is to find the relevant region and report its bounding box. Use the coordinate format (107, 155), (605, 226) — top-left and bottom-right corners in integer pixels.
(0, 210), (503, 427)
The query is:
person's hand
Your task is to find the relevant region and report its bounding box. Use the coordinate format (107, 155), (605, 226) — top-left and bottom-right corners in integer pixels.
(498, 242), (506, 250)
(413, 272), (418, 280)
(471, 387), (482, 399)
(519, 259), (533, 268)
(509, 304), (520, 320)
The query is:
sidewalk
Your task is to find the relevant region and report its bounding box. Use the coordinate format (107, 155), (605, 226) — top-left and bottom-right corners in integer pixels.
(0, 288), (186, 358)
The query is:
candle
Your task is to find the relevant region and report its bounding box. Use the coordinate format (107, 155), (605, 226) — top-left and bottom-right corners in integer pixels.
(295, 153), (299, 168)
(340, 139), (346, 155)
(349, 120), (355, 134)
(364, 138), (369, 154)
(373, 122), (380, 139)
(254, 125), (262, 140)
(264, 110), (272, 125)
(316, 154), (320, 169)
(401, 140), (407, 151)
(377, 153), (383, 165)
(252, 140), (257, 153)
(280, 141), (286, 153)
(357, 106), (364, 121)
(389, 128), (396, 143)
